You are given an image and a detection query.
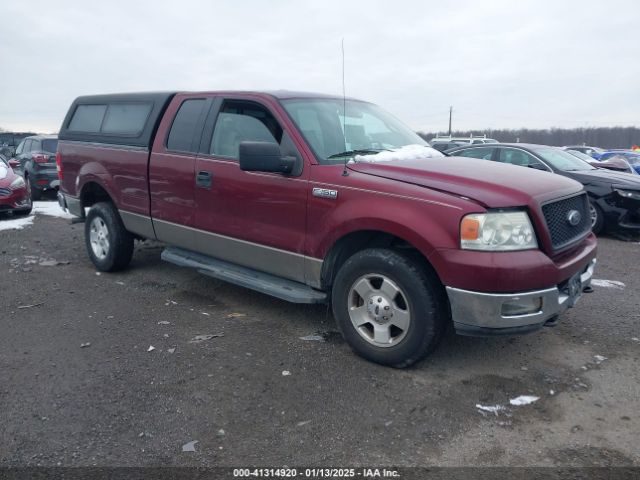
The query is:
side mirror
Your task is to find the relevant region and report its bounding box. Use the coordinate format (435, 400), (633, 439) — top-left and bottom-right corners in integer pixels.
(239, 141), (296, 174)
(8, 159), (19, 169)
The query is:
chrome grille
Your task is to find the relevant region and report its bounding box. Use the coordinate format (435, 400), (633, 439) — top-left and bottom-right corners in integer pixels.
(542, 193), (590, 250)
(0, 188), (11, 197)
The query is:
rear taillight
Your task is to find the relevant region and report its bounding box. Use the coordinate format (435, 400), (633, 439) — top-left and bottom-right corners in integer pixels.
(33, 154), (48, 163)
(56, 152), (63, 180)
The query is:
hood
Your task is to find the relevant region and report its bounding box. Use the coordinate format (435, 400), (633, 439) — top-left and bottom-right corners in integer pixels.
(0, 165), (19, 186)
(567, 168), (640, 188)
(347, 156), (583, 208)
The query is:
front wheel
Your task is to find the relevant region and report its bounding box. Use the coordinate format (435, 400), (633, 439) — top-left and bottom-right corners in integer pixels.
(331, 248), (446, 368)
(589, 201), (604, 235)
(85, 202), (134, 271)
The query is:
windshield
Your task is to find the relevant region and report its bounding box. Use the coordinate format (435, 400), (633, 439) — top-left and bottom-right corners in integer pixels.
(626, 155), (640, 166)
(531, 147), (596, 171)
(617, 152), (640, 166)
(567, 149), (597, 163)
(281, 98), (432, 164)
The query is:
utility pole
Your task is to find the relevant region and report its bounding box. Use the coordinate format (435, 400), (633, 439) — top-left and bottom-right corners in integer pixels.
(448, 106), (452, 136)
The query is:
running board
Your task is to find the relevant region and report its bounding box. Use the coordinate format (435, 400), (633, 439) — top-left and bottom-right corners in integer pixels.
(161, 247), (327, 304)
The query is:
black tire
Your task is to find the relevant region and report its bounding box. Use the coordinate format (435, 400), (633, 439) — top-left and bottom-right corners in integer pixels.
(27, 175), (42, 201)
(589, 201), (604, 235)
(13, 206), (32, 216)
(331, 248), (446, 368)
(84, 202), (134, 272)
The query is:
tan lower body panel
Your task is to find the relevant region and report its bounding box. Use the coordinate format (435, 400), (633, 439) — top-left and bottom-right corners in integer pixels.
(147, 217), (323, 288)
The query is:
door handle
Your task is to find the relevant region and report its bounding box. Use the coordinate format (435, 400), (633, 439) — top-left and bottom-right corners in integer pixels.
(196, 170), (213, 189)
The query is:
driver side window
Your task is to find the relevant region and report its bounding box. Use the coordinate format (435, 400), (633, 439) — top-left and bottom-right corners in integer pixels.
(498, 148), (546, 169)
(210, 101), (282, 160)
(456, 147), (494, 160)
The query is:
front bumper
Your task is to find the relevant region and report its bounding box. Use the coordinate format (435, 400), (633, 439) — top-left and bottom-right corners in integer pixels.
(447, 258), (596, 336)
(599, 194), (640, 230)
(0, 187), (31, 212)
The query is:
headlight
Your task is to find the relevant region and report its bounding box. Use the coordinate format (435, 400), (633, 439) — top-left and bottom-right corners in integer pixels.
(615, 189), (640, 201)
(9, 176), (25, 190)
(460, 211), (537, 251)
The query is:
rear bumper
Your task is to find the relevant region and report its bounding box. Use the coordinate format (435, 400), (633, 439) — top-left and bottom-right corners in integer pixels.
(447, 258), (596, 336)
(58, 192), (83, 218)
(30, 170), (59, 191)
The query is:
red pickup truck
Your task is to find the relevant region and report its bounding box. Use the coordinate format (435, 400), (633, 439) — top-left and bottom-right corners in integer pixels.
(57, 91), (597, 367)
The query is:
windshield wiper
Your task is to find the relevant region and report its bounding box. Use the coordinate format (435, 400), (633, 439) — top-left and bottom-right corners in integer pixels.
(327, 148), (388, 159)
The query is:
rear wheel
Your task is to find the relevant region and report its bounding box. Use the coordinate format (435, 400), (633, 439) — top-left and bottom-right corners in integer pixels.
(331, 248), (446, 368)
(27, 175), (42, 201)
(589, 201), (604, 234)
(85, 202), (134, 271)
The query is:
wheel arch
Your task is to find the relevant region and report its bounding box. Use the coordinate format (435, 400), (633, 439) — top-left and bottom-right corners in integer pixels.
(320, 229), (444, 290)
(80, 181), (115, 210)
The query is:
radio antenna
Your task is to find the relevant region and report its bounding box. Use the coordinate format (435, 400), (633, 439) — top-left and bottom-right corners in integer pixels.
(341, 38), (349, 176)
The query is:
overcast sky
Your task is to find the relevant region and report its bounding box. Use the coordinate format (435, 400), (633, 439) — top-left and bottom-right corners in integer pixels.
(1, 0), (637, 134)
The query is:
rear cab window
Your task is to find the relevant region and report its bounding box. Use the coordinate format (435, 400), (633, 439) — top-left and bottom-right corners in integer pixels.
(68, 103), (151, 136)
(68, 105), (107, 132)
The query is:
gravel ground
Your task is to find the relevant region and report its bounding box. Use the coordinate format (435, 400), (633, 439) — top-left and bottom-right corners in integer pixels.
(0, 200), (639, 468)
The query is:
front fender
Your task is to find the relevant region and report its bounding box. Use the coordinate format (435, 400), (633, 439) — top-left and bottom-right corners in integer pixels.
(310, 192), (468, 262)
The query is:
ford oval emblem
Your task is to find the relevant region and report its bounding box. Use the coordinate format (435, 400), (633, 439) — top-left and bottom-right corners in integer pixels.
(567, 209), (581, 226)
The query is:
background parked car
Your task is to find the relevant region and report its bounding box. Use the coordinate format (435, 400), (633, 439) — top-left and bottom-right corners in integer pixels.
(562, 145), (605, 159)
(430, 140), (469, 152)
(0, 153), (32, 216)
(430, 135), (498, 152)
(598, 150), (640, 175)
(566, 149), (637, 175)
(446, 143), (640, 234)
(0, 132), (38, 159)
(10, 135), (59, 200)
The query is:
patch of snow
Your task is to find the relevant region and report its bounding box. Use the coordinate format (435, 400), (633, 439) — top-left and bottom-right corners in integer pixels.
(189, 333), (223, 343)
(591, 279), (625, 289)
(300, 334), (324, 342)
(0, 215), (34, 231)
(32, 201), (73, 219)
(509, 395), (540, 406)
(593, 355), (607, 364)
(353, 144), (443, 163)
(182, 440), (198, 452)
(475, 404), (506, 416)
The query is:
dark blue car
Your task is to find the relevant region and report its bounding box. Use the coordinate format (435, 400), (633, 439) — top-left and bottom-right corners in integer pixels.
(599, 150), (640, 175)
